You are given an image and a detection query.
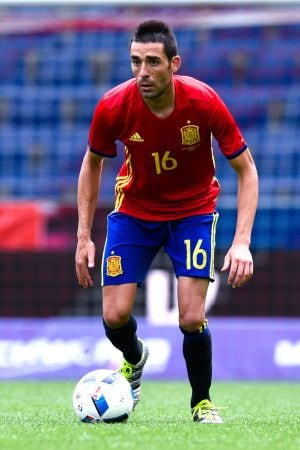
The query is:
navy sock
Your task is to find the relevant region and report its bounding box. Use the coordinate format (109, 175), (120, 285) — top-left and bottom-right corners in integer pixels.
(103, 315), (142, 365)
(180, 321), (212, 408)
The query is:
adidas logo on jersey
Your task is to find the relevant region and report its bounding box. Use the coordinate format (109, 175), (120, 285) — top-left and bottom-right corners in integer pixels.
(129, 132), (144, 142)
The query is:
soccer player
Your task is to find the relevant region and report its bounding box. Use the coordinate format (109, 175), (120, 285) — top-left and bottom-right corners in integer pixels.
(75, 20), (258, 423)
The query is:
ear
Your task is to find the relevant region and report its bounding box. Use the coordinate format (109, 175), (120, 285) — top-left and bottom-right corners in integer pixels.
(171, 55), (181, 73)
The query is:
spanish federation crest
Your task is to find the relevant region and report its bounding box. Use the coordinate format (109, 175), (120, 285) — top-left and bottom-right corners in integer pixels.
(106, 255), (123, 277)
(180, 124), (200, 145)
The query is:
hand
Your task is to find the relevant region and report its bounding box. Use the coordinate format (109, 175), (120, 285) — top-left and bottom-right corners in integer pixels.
(221, 243), (253, 288)
(75, 238), (95, 288)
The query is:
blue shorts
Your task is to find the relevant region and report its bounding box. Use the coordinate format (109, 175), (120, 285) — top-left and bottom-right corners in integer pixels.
(101, 211), (219, 286)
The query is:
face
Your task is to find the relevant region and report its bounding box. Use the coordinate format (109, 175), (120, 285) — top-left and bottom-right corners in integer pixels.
(130, 41), (181, 100)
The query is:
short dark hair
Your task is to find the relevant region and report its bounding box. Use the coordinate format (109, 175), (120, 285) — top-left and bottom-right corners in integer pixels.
(130, 20), (178, 61)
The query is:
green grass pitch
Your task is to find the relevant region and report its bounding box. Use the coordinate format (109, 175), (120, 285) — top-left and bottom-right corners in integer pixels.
(0, 381), (299, 450)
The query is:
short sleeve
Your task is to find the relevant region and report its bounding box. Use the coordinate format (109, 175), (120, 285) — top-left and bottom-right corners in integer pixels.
(209, 91), (247, 159)
(88, 99), (117, 158)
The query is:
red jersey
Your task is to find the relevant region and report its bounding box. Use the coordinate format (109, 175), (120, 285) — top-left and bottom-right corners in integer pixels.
(88, 75), (247, 221)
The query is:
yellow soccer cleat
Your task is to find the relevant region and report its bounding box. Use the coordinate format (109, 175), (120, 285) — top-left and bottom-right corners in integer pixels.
(119, 338), (149, 409)
(192, 399), (226, 424)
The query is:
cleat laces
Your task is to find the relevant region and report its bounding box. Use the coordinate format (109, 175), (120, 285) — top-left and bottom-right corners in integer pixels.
(192, 399), (227, 424)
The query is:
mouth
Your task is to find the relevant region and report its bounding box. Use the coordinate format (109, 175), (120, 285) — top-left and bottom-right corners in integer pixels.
(139, 82), (153, 90)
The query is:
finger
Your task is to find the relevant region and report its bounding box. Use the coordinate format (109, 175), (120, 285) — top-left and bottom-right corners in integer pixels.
(83, 276), (94, 288)
(233, 259), (248, 287)
(79, 274), (94, 288)
(238, 269), (253, 287)
(76, 261), (94, 288)
(244, 260), (254, 278)
(88, 243), (95, 268)
(227, 259), (238, 285)
(221, 253), (230, 272)
(233, 261), (253, 288)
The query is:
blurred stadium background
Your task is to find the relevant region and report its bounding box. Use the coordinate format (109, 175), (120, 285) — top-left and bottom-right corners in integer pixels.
(0, 1), (299, 381)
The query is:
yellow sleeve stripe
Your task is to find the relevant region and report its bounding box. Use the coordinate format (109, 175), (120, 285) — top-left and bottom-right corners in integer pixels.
(114, 147), (133, 211)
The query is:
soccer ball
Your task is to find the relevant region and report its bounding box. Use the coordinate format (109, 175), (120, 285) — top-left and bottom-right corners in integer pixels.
(72, 369), (134, 423)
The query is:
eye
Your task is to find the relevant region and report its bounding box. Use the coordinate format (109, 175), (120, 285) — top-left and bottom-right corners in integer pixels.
(131, 58), (141, 66)
(149, 58), (160, 66)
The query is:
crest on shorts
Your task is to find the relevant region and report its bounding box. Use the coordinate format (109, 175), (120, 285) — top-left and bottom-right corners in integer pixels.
(180, 124), (200, 145)
(106, 255), (123, 277)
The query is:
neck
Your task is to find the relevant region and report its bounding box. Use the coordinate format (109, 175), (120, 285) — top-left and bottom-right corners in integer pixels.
(143, 82), (175, 119)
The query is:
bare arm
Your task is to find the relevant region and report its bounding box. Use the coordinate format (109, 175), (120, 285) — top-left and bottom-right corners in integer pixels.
(221, 147), (258, 288)
(75, 149), (103, 288)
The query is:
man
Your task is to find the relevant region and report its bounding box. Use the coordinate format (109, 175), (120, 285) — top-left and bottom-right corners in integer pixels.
(75, 20), (258, 423)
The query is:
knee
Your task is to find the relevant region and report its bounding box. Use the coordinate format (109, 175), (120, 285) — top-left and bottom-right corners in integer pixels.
(178, 277), (209, 332)
(102, 284), (136, 328)
(103, 305), (130, 328)
(179, 310), (206, 333)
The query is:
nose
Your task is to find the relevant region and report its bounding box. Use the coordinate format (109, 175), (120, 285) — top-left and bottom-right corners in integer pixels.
(139, 61), (150, 78)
